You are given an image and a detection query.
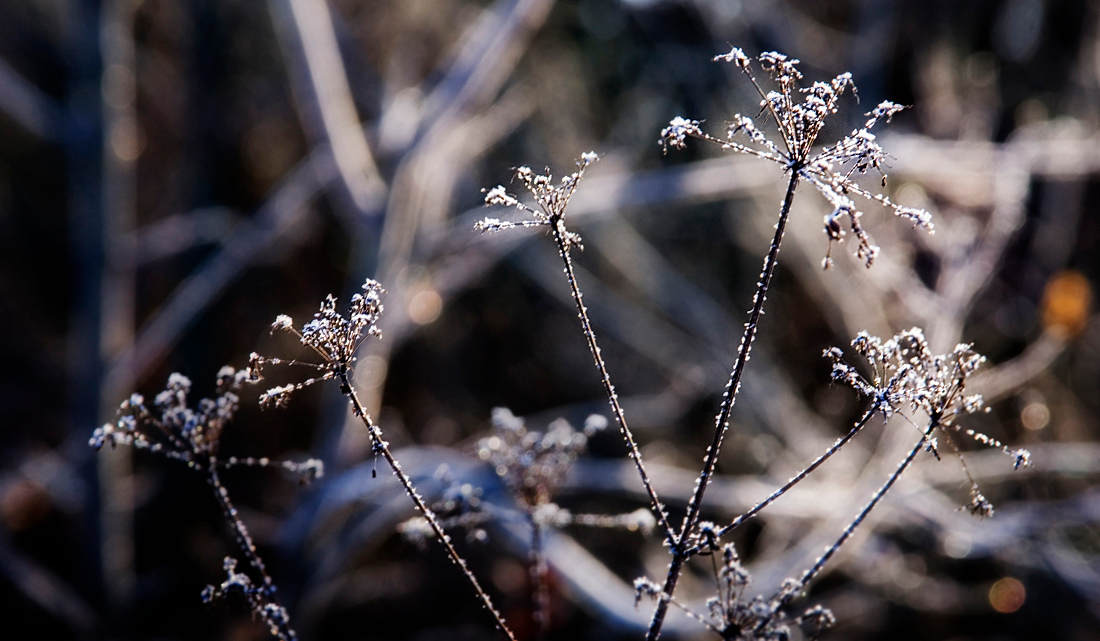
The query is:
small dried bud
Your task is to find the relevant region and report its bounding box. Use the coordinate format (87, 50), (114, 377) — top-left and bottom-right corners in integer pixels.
(660, 117), (702, 151)
(714, 46), (750, 69)
(964, 488), (995, 519)
(483, 186), (515, 206)
(271, 315), (293, 332)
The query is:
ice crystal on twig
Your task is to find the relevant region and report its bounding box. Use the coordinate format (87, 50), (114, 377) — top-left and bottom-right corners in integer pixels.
(661, 47), (932, 268)
(662, 117), (703, 150)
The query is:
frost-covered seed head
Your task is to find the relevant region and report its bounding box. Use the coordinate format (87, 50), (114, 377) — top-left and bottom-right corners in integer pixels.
(663, 47), (932, 268)
(477, 153), (597, 252)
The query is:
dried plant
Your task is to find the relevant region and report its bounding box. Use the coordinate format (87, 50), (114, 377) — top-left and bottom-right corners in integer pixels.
(661, 48), (933, 269)
(254, 280), (519, 640)
(91, 368), (319, 640)
(251, 280), (385, 408)
(91, 44), (1038, 641)
(637, 49), (942, 640)
(635, 538), (835, 641)
(479, 154), (677, 549)
(400, 408), (654, 639)
(479, 47), (1029, 641)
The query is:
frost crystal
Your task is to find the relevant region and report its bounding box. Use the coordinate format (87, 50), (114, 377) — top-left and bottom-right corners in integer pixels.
(660, 117), (703, 151)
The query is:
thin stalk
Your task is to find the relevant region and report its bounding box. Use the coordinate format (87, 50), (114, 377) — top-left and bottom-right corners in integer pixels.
(741, 68), (794, 159)
(646, 168), (801, 641)
(338, 371), (517, 641)
(529, 514), (549, 641)
(208, 464), (276, 591)
(207, 464), (297, 640)
(707, 401), (882, 546)
(756, 414), (940, 634)
(549, 218), (676, 545)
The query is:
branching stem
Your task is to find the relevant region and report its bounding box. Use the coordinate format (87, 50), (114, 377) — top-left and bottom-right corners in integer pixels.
(755, 414), (941, 634)
(706, 401), (882, 547)
(646, 168), (801, 641)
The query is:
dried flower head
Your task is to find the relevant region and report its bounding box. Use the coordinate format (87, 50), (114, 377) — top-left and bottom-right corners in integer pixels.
(826, 327), (1031, 515)
(825, 327), (987, 424)
(90, 366), (323, 481)
(201, 557), (295, 640)
(476, 152), (598, 252)
(965, 487), (996, 519)
(252, 279), (384, 407)
(91, 368), (244, 463)
(92, 367), (319, 640)
(477, 407), (606, 508)
(799, 604), (837, 639)
(661, 47), (932, 268)
(398, 410), (649, 559)
(635, 539), (828, 641)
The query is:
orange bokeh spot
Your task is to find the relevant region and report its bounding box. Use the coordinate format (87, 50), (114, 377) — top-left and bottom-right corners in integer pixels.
(989, 577), (1026, 613)
(1041, 271), (1092, 338)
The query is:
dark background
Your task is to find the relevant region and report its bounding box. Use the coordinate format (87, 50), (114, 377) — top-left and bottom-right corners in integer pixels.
(1, 0), (1098, 639)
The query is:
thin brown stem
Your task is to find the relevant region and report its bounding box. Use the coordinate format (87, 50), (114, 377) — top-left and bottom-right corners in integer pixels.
(646, 168), (800, 641)
(548, 217), (676, 545)
(706, 401), (882, 546)
(207, 464), (297, 640)
(337, 371), (517, 641)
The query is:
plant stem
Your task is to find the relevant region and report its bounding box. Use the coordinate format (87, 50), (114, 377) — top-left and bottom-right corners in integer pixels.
(208, 464), (297, 640)
(549, 218), (676, 545)
(708, 401), (882, 544)
(208, 464), (275, 591)
(529, 513), (549, 641)
(755, 414), (940, 635)
(646, 168), (801, 641)
(338, 371), (517, 641)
